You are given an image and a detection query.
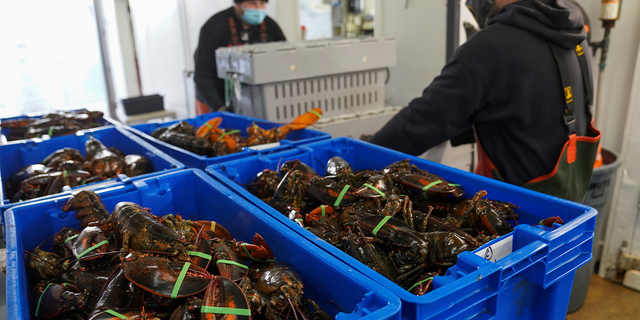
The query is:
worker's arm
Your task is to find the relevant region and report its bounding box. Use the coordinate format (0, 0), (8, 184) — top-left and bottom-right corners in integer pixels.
(369, 59), (488, 155)
(194, 23), (226, 110)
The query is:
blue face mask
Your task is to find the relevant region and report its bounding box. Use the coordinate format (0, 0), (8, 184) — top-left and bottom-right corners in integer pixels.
(242, 9), (267, 26)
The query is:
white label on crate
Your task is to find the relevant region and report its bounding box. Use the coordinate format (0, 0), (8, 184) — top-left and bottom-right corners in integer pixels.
(247, 142), (281, 150)
(475, 235), (513, 262)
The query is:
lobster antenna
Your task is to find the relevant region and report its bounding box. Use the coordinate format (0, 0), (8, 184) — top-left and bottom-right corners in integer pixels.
(313, 157), (326, 170)
(327, 300), (346, 313)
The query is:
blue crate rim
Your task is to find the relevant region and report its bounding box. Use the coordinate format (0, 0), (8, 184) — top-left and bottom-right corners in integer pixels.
(4, 168), (402, 320)
(205, 137), (598, 305)
(124, 111), (330, 161)
(0, 126), (185, 213)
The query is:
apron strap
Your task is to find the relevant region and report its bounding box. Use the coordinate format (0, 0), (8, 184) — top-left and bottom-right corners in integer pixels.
(548, 43), (577, 136)
(228, 17), (241, 46)
(575, 44), (593, 110)
(229, 17), (268, 46)
(259, 21), (268, 43)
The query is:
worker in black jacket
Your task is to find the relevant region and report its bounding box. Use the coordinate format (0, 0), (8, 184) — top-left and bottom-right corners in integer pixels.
(194, 0), (286, 114)
(369, 0), (600, 202)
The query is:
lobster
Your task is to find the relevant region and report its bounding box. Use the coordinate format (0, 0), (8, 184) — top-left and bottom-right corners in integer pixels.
(85, 137), (125, 178)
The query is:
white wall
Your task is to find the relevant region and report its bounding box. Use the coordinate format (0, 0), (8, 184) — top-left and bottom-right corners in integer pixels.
(574, 0), (640, 154)
(381, 1), (447, 106)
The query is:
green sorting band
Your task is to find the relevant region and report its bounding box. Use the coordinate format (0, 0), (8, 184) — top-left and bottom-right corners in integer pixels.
(310, 110), (322, 118)
(372, 216), (392, 237)
(363, 183), (386, 198)
(241, 243), (257, 261)
(171, 262), (191, 299)
(35, 283), (52, 318)
(449, 183), (461, 187)
(48, 126), (54, 136)
(76, 240), (109, 259)
(216, 259), (248, 269)
(408, 277), (433, 292)
(321, 205), (326, 217)
(422, 180), (442, 192)
(201, 306), (251, 316)
(333, 185), (352, 207)
(64, 234), (79, 244)
(187, 251), (212, 261)
(217, 130), (241, 142)
(105, 309), (128, 319)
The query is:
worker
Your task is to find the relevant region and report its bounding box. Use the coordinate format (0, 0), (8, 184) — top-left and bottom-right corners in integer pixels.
(369, 0), (600, 202)
(194, 0), (286, 114)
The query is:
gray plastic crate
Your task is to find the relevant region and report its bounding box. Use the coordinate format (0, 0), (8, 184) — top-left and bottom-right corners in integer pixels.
(216, 38), (397, 122)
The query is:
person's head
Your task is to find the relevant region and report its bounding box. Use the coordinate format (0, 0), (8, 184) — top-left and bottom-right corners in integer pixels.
(467, 0), (520, 29)
(234, 0), (268, 26)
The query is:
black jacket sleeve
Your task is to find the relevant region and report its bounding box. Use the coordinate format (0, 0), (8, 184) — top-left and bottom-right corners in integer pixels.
(266, 17), (287, 42)
(194, 22), (226, 109)
(369, 59), (488, 156)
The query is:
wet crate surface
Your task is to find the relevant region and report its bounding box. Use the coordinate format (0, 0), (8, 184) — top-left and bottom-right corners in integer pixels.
(0, 127), (184, 227)
(126, 111), (330, 169)
(1, 110), (118, 144)
(5, 169), (401, 320)
(207, 138), (597, 319)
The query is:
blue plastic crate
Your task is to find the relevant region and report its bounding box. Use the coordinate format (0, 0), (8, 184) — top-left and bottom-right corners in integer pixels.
(0, 109), (118, 144)
(126, 111), (331, 169)
(0, 127), (184, 230)
(206, 137), (597, 320)
(4, 169), (401, 320)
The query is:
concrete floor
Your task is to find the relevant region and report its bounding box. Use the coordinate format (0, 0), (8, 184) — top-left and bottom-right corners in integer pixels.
(567, 274), (640, 320)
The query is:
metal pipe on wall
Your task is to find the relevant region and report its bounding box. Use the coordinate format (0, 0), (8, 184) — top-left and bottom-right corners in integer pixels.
(93, 0), (120, 121)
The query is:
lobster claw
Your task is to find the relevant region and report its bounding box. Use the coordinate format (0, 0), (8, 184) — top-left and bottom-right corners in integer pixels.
(33, 283), (89, 319)
(278, 107), (323, 135)
(189, 239), (213, 270)
(308, 177), (359, 206)
(398, 173), (464, 197)
(62, 190), (110, 228)
(230, 233), (275, 262)
(202, 277), (251, 320)
(196, 117), (224, 138)
(122, 252), (212, 298)
(211, 239), (249, 281)
(73, 226), (110, 261)
(196, 220), (233, 240)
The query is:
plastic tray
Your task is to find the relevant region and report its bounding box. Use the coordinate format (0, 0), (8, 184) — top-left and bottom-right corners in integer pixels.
(0, 127), (184, 230)
(206, 138), (597, 319)
(126, 111), (331, 169)
(0, 109), (119, 144)
(4, 169), (401, 320)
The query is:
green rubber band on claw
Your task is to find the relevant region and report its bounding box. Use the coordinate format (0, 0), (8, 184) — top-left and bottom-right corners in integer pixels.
(321, 205), (326, 217)
(363, 183), (386, 198)
(35, 283), (52, 318)
(310, 110), (322, 118)
(449, 183), (460, 187)
(372, 216), (392, 237)
(333, 185), (352, 207)
(105, 309), (128, 319)
(422, 180), (442, 192)
(216, 259), (248, 269)
(408, 277), (433, 292)
(48, 126), (54, 136)
(201, 306), (251, 316)
(64, 234), (79, 244)
(241, 243), (257, 261)
(171, 262), (191, 299)
(187, 251), (212, 261)
(217, 130), (241, 142)
(204, 122), (212, 129)
(76, 240), (109, 259)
